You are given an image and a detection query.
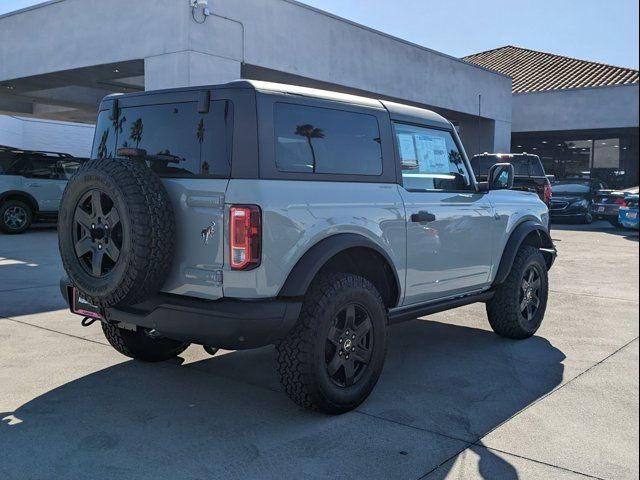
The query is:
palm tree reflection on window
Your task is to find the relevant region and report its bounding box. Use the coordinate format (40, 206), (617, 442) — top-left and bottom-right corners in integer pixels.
(97, 130), (109, 159)
(449, 150), (465, 175)
(129, 118), (144, 148)
(295, 124), (325, 173)
(197, 118), (208, 175)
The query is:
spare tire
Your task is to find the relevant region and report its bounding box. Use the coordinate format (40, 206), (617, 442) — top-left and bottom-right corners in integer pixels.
(58, 157), (175, 307)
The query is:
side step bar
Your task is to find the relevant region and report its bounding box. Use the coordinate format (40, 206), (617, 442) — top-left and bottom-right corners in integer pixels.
(388, 290), (494, 325)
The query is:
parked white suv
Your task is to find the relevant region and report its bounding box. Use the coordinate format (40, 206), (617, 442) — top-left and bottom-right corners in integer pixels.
(0, 146), (85, 234)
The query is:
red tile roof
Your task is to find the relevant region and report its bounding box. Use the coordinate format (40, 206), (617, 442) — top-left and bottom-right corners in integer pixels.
(463, 45), (639, 93)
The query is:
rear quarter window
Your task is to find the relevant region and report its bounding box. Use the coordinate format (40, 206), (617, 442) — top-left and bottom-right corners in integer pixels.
(274, 103), (382, 176)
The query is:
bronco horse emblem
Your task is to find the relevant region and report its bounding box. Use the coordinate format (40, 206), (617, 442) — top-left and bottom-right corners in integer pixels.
(201, 221), (216, 245)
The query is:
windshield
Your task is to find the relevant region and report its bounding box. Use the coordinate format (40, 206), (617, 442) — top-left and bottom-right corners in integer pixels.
(553, 183), (590, 194)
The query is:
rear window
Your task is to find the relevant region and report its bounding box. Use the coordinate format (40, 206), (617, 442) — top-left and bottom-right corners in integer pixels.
(471, 155), (544, 177)
(274, 103), (382, 176)
(92, 100), (233, 178)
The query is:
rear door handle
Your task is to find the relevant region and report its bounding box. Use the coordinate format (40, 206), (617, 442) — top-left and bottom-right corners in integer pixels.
(411, 211), (436, 223)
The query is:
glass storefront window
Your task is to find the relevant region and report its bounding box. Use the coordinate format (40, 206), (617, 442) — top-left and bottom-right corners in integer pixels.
(512, 131), (639, 188)
(593, 138), (620, 168)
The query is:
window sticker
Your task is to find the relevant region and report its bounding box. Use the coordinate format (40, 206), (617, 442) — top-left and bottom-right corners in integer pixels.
(397, 133), (417, 161)
(415, 135), (449, 174)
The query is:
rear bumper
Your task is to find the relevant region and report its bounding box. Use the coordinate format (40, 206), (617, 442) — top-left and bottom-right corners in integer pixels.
(590, 204), (620, 220)
(60, 280), (302, 350)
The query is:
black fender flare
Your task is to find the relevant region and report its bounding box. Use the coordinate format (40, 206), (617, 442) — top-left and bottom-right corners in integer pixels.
(493, 220), (556, 286)
(278, 233), (401, 305)
(0, 190), (39, 213)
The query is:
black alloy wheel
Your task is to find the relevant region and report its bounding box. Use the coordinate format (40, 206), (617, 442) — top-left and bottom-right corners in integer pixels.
(3, 205), (28, 231)
(519, 265), (542, 325)
(325, 303), (374, 387)
(73, 189), (123, 277)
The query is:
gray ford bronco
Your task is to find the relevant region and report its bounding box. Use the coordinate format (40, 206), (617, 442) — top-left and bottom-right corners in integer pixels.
(58, 81), (556, 414)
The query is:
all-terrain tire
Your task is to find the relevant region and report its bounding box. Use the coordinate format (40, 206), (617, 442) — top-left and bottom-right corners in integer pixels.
(486, 245), (549, 339)
(276, 273), (387, 414)
(102, 322), (189, 362)
(58, 158), (175, 307)
(0, 199), (33, 234)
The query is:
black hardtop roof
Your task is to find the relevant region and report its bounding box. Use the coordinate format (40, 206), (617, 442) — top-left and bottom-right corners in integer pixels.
(102, 79), (451, 129)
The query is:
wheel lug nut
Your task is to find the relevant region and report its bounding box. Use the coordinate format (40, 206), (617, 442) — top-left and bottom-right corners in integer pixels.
(98, 244), (102, 250)
(352, 334), (356, 339)
(351, 347), (355, 352)
(91, 224), (95, 229)
(339, 350), (342, 356)
(345, 355), (349, 360)
(339, 338), (343, 343)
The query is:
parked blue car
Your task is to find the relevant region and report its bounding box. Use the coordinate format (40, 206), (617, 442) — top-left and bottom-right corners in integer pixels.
(618, 195), (639, 230)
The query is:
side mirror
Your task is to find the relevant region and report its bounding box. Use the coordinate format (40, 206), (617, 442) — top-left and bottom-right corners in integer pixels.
(546, 174), (556, 183)
(488, 163), (514, 190)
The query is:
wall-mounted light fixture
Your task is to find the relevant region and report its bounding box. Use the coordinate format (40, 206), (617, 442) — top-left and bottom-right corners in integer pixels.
(190, 0), (211, 24)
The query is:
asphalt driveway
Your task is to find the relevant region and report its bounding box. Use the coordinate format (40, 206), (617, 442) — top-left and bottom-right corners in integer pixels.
(0, 222), (638, 480)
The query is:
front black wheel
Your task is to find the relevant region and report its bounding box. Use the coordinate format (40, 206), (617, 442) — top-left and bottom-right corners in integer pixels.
(102, 322), (189, 362)
(486, 246), (549, 339)
(276, 273), (387, 414)
(0, 200), (33, 234)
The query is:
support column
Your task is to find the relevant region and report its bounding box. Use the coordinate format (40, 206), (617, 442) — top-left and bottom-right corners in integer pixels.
(144, 52), (241, 91)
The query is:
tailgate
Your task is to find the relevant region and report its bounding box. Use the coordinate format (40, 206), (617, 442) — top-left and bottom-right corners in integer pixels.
(160, 178), (228, 300)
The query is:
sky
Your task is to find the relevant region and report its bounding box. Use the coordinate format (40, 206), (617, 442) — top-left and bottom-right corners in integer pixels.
(1, 0), (638, 68)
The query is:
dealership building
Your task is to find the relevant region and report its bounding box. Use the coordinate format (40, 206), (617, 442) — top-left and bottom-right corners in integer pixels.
(465, 46), (639, 188)
(0, 0), (638, 188)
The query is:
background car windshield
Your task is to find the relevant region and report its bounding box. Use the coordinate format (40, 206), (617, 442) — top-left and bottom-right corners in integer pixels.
(553, 183), (590, 194)
(471, 155), (538, 176)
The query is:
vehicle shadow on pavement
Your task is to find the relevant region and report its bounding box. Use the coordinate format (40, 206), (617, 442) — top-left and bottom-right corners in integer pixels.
(0, 319), (565, 480)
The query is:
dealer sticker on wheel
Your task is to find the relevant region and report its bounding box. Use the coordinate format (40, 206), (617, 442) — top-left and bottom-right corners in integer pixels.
(71, 288), (102, 319)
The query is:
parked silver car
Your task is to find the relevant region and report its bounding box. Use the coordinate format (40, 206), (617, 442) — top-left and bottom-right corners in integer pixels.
(58, 81), (556, 413)
(0, 146), (85, 233)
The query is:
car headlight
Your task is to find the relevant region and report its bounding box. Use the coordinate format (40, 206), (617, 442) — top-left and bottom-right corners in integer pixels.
(573, 199), (589, 208)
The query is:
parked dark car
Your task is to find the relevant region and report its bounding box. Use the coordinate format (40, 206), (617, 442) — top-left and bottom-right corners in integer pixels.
(471, 153), (552, 206)
(591, 186), (640, 227)
(548, 180), (607, 224)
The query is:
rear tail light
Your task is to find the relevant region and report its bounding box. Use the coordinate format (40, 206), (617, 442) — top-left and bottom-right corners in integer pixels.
(543, 183), (553, 205)
(229, 205), (261, 270)
(615, 197), (628, 208)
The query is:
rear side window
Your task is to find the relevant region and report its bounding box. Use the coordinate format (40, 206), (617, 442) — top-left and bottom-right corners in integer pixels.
(23, 157), (58, 179)
(0, 152), (25, 175)
(92, 100), (233, 178)
(395, 123), (472, 191)
(274, 103), (382, 176)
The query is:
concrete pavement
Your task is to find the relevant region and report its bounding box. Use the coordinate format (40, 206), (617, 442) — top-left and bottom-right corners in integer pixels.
(0, 222), (638, 480)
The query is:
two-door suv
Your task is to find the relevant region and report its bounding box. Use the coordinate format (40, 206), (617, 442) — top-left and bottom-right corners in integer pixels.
(58, 81), (555, 413)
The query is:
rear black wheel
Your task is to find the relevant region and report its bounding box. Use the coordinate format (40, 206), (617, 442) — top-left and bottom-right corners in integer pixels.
(102, 322), (189, 362)
(0, 200), (33, 234)
(276, 273), (387, 414)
